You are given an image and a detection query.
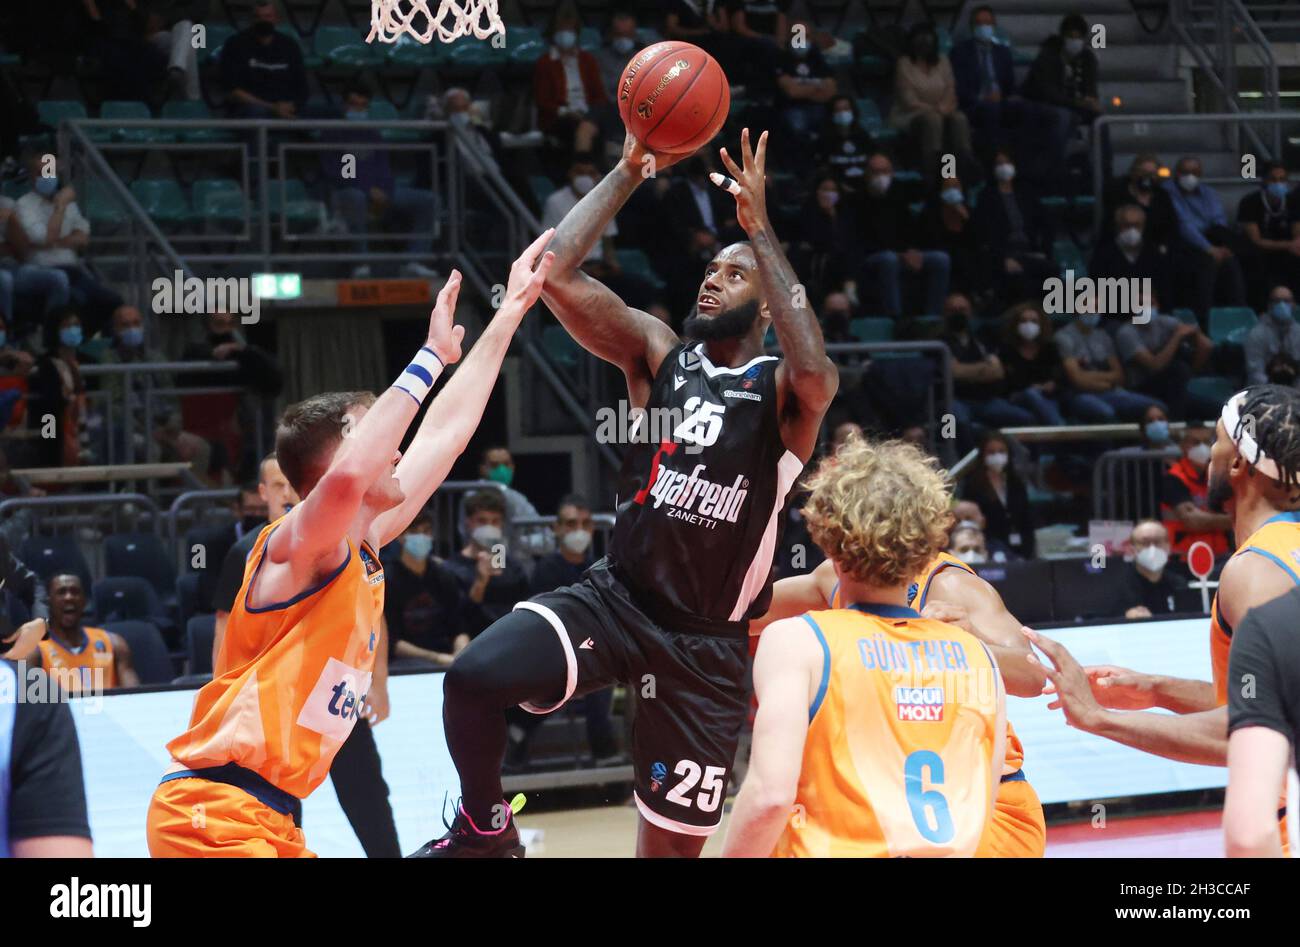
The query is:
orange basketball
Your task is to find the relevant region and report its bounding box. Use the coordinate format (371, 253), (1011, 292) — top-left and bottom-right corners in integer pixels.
(617, 41), (730, 156)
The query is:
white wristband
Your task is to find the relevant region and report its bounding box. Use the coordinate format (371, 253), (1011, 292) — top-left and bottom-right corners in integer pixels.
(393, 347), (444, 405)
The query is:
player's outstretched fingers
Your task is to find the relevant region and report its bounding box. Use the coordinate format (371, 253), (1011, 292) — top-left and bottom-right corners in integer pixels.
(718, 145), (743, 184)
(753, 129), (769, 170)
(521, 227), (556, 270)
(435, 269), (462, 315)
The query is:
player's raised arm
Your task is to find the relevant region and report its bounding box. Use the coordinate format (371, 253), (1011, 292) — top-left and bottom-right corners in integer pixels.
(717, 128), (837, 460)
(269, 296), (465, 576)
(370, 233), (556, 547)
(723, 616), (820, 857)
(540, 134), (680, 384)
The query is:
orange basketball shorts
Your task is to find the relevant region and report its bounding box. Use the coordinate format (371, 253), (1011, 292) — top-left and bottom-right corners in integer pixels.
(147, 776), (314, 858)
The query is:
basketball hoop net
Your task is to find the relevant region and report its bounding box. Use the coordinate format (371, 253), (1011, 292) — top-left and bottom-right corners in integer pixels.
(368, 0), (505, 44)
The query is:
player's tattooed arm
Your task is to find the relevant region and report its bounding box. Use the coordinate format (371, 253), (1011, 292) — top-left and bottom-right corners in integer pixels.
(540, 135), (680, 382)
(749, 558), (837, 636)
(925, 570), (1045, 698)
(718, 129), (837, 459)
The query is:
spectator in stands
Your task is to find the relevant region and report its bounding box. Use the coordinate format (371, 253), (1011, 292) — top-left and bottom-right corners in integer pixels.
(531, 494), (595, 592)
(973, 148), (1055, 303)
(662, 154), (744, 314)
(961, 430), (1034, 558)
(922, 175), (979, 294)
(1244, 284), (1300, 388)
(666, 0), (733, 78)
(323, 85), (438, 279)
(1019, 13), (1101, 176)
(1160, 423), (1232, 561)
(1237, 161), (1300, 308)
(944, 293), (1034, 430)
(15, 146), (123, 338)
(142, 1), (204, 100)
(383, 511), (467, 668)
(37, 573), (139, 692)
(1114, 289), (1215, 420)
(98, 304), (177, 461)
(0, 312), (33, 431)
(818, 289), (853, 344)
(794, 174), (861, 304)
(183, 309), (283, 396)
(30, 307), (89, 467)
(446, 490), (531, 638)
(1102, 153), (1178, 250)
(1088, 204), (1172, 307)
(1126, 402), (1181, 457)
(533, 9), (609, 165)
(952, 498), (1015, 562)
(726, 0), (787, 46)
(476, 445), (540, 524)
(1056, 304), (1165, 422)
(0, 658), (93, 857)
(998, 302), (1065, 426)
(595, 10), (641, 97)
(948, 524), (1004, 565)
(856, 152), (950, 318)
(219, 0), (308, 119)
(77, 0), (168, 103)
(1117, 518), (1190, 619)
(1165, 154), (1247, 317)
(890, 22), (975, 186)
(2, 193), (71, 333)
(949, 5), (1017, 161)
(774, 22), (837, 144)
(813, 96), (874, 193)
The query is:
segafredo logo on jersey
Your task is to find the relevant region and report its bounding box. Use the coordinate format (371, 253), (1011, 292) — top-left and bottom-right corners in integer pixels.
(646, 461), (749, 526)
(894, 686), (944, 722)
(297, 656), (373, 739)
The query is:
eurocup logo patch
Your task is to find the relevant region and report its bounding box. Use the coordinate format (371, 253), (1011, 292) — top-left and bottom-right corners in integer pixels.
(650, 760), (668, 792)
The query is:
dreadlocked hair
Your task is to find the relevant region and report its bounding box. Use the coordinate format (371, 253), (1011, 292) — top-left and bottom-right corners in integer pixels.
(1234, 384), (1300, 495)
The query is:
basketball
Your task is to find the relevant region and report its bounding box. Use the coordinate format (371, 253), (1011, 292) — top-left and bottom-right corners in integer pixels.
(617, 41), (730, 156)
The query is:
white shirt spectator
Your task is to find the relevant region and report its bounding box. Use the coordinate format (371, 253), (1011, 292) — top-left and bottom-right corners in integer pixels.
(15, 193), (89, 267)
(541, 187), (616, 263)
(560, 52), (589, 114)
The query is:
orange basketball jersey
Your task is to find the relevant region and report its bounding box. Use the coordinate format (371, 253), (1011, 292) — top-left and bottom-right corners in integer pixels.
(1210, 511), (1300, 706)
(771, 604), (1004, 858)
(38, 626), (117, 693)
(830, 552), (1025, 775)
(164, 522), (385, 799)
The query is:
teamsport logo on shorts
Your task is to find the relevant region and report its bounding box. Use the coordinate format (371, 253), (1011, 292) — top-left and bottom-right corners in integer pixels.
(650, 761), (667, 793)
(894, 686), (944, 722)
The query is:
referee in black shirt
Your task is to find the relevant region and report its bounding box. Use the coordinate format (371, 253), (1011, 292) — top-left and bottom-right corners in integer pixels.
(1, 660), (93, 856)
(1225, 585), (1300, 857)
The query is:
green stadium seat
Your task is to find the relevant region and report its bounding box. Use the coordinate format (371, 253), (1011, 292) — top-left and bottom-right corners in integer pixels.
(507, 37), (548, 73)
(443, 37), (508, 72)
(199, 24), (236, 63)
(315, 25), (384, 68)
(37, 100), (88, 130)
(893, 169), (922, 184)
(578, 27), (602, 50)
(386, 34), (445, 68)
(129, 178), (191, 229)
(192, 178), (246, 226)
(283, 26), (324, 69)
(101, 100), (165, 143)
(615, 248), (665, 289)
(850, 317), (894, 343)
(161, 100), (236, 142)
(1053, 238), (1087, 278)
(82, 185), (127, 234)
(542, 325), (580, 368)
(1171, 308), (1198, 326)
(529, 174), (557, 207)
(265, 178), (325, 229)
(1208, 306), (1257, 344)
(1188, 375), (1239, 407)
(366, 99), (422, 142)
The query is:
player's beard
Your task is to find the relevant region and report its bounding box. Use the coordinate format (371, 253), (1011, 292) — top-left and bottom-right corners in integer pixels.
(1206, 465), (1233, 513)
(682, 298), (761, 342)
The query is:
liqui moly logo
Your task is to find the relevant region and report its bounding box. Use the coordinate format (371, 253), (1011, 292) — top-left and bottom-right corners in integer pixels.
(895, 686), (944, 722)
(645, 462), (749, 527)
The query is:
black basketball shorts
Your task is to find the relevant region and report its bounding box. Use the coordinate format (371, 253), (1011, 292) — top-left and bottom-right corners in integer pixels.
(518, 558), (751, 836)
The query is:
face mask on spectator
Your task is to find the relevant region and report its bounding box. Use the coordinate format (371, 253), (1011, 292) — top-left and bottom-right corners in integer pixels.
(974, 24), (995, 42)
(1270, 299), (1293, 323)
(572, 174), (595, 196)
(119, 326), (144, 348)
(984, 451), (1008, 472)
(403, 533), (434, 559)
(612, 36), (635, 55)
(561, 529), (592, 555)
(994, 162), (1015, 182)
(345, 108), (368, 121)
(1135, 545), (1168, 573)
(832, 109), (854, 127)
(1064, 36), (1084, 57)
(869, 174), (891, 194)
(487, 463), (514, 486)
(1268, 181), (1289, 200)
(1178, 173), (1199, 192)
(554, 29), (577, 50)
(940, 187), (964, 205)
(59, 326), (83, 348)
(1117, 227), (1142, 249)
(1145, 419), (1170, 443)
(955, 548), (987, 565)
(1187, 443), (1212, 465)
(956, 518), (982, 531)
(471, 524), (504, 550)
(35, 177), (59, 198)
(1017, 320), (1041, 341)
(821, 189), (840, 207)
(448, 111), (472, 128)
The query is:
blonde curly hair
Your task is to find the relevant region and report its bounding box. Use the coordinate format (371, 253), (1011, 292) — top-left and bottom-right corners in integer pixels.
(803, 436), (954, 589)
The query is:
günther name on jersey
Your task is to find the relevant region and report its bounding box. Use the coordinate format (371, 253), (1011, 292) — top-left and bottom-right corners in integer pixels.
(645, 461), (749, 529)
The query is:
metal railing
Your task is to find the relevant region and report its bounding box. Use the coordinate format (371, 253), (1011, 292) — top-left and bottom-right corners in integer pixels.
(1093, 448), (1178, 521)
(1170, 0), (1281, 157)
(1092, 110), (1300, 231)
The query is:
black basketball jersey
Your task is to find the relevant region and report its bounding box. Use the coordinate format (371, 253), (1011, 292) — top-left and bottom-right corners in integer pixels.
(610, 342), (804, 623)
